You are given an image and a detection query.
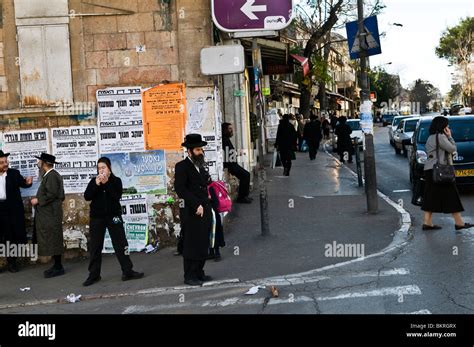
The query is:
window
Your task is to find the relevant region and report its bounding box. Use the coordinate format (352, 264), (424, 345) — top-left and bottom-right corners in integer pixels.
(15, 0), (73, 107)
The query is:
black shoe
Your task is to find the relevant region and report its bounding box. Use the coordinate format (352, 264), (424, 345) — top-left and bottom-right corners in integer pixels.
(422, 224), (442, 230)
(214, 255), (222, 262)
(44, 267), (65, 279)
(7, 263), (19, 273)
(83, 276), (101, 287)
(198, 275), (213, 282)
(184, 279), (203, 286)
(122, 270), (144, 281)
(236, 197), (252, 204)
(455, 223), (474, 231)
(43, 266), (55, 276)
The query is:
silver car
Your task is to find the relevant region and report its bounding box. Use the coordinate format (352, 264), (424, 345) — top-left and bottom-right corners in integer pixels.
(393, 116), (420, 157)
(389, 115), (412, 147)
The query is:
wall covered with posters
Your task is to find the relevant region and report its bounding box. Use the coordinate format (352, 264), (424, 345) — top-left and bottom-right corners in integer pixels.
(0, 84), (224, 258)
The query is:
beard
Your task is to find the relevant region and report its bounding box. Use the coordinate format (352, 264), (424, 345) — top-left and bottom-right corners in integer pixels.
(38, 167), (46, 178)
(190, 153), (205, 168)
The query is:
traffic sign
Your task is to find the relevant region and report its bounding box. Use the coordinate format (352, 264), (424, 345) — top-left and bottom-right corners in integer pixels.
(200, 45), (245, 75)
(211, 0), (294, 33)
(346, 16), (382, 60)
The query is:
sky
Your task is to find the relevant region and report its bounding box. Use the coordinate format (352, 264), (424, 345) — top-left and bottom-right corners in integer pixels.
(368, 0), (473, 95)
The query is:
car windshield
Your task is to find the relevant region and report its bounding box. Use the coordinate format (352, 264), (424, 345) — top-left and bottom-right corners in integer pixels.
(347, 121), (361, 130)
(393, 117), (408, 127)
(404, 120), (418, 133)
(417, 120), (474, 143)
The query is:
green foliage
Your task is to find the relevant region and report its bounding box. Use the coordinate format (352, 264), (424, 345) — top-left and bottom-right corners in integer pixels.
(409, 79), (438, 110)
(368, 67), (399, 107)
(435, 17), (473, 64)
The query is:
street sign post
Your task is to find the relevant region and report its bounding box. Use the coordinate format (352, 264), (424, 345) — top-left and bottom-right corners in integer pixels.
(346, 15), (382, 60)
(211, 0), (294, 33)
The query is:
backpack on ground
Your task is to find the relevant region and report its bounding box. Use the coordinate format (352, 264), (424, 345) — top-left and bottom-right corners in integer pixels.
(208, 181), (232, 213)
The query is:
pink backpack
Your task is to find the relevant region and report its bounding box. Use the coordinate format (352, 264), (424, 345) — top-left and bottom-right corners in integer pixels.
(208, 181), (232, 213)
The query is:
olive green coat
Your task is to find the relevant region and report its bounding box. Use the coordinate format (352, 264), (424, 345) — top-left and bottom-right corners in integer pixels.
(35, 170), (65, 256)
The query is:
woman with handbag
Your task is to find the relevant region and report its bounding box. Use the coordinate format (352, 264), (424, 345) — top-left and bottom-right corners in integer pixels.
(421, 116), (474, 231)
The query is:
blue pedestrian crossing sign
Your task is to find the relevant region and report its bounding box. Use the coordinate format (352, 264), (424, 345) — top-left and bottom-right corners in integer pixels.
(346, 16), (382, 60)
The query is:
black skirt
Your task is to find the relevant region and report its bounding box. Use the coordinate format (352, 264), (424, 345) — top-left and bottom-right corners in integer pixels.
(421, 169), (464, 213)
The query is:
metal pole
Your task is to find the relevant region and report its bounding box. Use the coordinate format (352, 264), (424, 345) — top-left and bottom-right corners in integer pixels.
(354, 138), (363, 187)
(357, 0), (378, 213)
(252, 38), (270, 236)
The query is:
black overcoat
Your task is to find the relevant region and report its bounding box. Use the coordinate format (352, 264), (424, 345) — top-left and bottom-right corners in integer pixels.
(174, 158), (212, 260)
(3, 168), (32, 244)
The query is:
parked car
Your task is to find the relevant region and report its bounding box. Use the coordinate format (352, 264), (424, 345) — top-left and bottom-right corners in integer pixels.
(408, 115), (474, 190)
(450, 104), (464, 115)
(382, 111), (400, 126)
(393, 116), (420, 156)
(459, 107), (473, 115)
(389, 115), (412, 147)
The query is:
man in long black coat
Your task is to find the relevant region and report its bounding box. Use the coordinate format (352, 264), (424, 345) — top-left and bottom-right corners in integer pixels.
(275, 114), (298, 176)
(335, 116), (353, 163)
(0, 150), (32, 272)
(174, 134), (213, 286)
(303, 114), (322, 160)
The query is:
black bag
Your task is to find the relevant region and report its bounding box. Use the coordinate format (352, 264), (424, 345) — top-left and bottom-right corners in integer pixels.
(411, 178), (425, 206)
(432, 134), (455, 184)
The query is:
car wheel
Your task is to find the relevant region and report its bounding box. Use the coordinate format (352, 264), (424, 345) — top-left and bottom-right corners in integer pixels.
(395, 146), (401, 155)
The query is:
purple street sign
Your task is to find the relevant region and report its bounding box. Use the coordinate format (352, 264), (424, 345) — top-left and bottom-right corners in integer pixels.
(211, 0), (294, 33)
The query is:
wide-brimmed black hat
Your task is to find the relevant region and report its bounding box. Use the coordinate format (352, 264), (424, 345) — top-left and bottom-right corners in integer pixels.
(181, 134), (207, 149)
(0, 150), (10, 158)
(35, 152), (59, 164)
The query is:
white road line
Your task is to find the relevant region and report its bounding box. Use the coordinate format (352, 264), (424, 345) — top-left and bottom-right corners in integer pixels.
(122, 285), (422, 313)
(405, 309), (432, 314)
(393, 190), (411, 193)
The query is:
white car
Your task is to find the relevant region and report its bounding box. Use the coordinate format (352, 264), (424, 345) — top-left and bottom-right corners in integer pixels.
(393, 116), (420, 157)
(389, 115), (412, 147)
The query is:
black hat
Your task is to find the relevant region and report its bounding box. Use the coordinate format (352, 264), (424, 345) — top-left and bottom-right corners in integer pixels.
(181, 134), (207, 149)
(0, 150), (10, 158)
(35, 153), (59, 164)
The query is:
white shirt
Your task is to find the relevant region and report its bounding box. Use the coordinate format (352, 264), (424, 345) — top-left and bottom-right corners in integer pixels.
(0, 170), (7, 200)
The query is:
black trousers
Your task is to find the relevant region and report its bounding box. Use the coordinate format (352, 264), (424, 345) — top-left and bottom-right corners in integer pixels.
(88, 216), (133, 277)
(226, 163), (250, 199)
(307, 140), (320, 160)
(0, 202), (16, 265)
(183, 258), (206, 281)
(279, 150), (292, 171)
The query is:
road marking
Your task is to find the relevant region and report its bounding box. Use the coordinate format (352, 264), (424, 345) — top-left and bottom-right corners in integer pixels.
(121, 285), (422, 313)
(405, 309), (432, 314)
(393, 189), (411, 193)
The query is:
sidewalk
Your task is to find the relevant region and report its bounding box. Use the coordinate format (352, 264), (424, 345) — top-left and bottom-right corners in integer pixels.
(0, 146), (401, 310)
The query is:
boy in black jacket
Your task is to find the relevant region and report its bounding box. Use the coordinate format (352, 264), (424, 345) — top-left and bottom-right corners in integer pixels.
(82, 157), (144, 286)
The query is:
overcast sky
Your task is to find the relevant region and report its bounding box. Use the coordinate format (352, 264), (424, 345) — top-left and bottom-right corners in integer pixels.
(369, 0), (473, 95)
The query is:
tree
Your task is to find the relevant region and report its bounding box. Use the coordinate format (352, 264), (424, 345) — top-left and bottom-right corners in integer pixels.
(409, 79), (438, 113)
(436, 17), (473, 106)
(447, 83), (463, 104)
(367, 67), (400, 108)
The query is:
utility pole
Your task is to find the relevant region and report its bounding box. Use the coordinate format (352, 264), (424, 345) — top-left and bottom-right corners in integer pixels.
(252, 38), (270, 236)
(357, 0), (378, 213)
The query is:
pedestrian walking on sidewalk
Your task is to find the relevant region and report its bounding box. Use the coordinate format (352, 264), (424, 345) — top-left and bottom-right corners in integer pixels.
(82, 157), (144, 286)
(421, 116), (474, 231)
(322, 117), (330, 140)
(30, 153), (65, 278)
(335, 116), (353, 163)
(0, 150), (32, 273)
(297, 115), (306, 151)
(275, 114), (298, 176)
(303, 114), (322, 160)
(222, 123), (252, 204)
(175, 134), (214, 286)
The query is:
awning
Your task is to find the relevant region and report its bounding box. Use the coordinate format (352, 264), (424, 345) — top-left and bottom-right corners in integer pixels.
(326, 91), (354, 103)
(290, 54), (310, 77)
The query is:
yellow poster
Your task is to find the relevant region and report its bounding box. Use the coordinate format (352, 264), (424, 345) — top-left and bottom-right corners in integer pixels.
(142, 83), (187, 151)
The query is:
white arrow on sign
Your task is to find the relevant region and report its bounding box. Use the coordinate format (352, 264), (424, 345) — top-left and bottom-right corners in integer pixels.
(241, 0), (267, 20)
